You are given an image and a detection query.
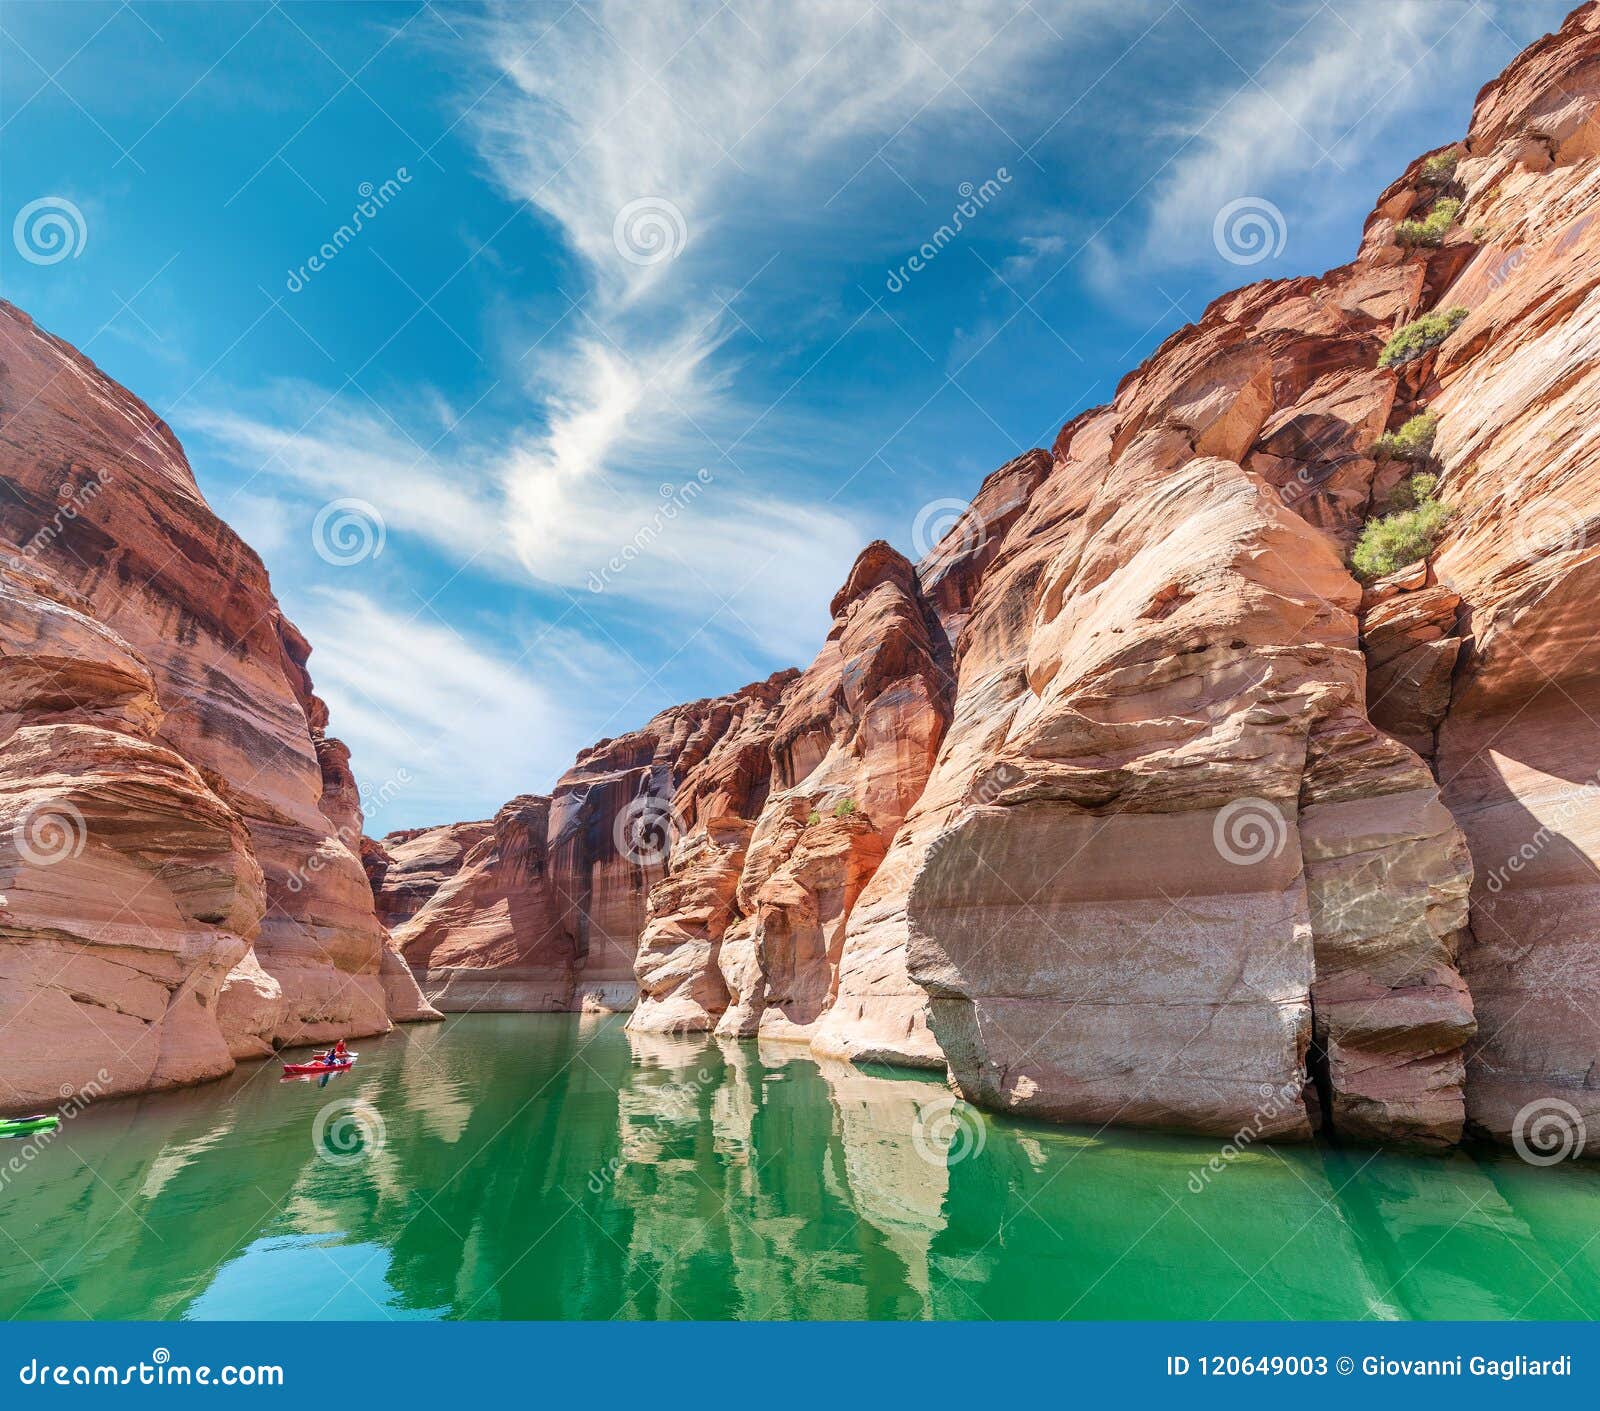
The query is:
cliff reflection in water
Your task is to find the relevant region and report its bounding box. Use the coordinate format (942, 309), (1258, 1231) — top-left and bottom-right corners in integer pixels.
(2, 1014), (1598, 1320)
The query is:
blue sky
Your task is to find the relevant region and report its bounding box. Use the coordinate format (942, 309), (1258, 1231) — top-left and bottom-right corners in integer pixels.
(0, 0), (1571, 830)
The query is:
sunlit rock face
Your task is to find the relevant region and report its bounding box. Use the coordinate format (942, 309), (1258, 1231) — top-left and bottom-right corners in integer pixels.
(384, 5), (1600, 1154)
(626, 540), (952, 1045)
(904, 395), (1468, 1145)
(0, 301), (436, 1110)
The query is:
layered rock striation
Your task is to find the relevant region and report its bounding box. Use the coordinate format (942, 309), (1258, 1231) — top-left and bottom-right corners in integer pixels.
(0, 301), (437, 1112)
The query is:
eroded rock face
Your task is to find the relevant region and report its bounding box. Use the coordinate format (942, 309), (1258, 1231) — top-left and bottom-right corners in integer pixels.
(380, 799), (563, 1008)
(0, 301), (436, 1110)
(1421, 0), (1600, 1154)
(633, 542), (952, 1046)
(1360, 566), (1464, 761)
(899, 3), (1600, 1151)
(903, 402), (1471, 1144)
(382, 5), (1600, 1154)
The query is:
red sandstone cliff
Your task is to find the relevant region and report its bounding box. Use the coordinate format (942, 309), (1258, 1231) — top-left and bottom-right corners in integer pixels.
(371, 5), (1600, 1155)
(0, 301), (438, 1112)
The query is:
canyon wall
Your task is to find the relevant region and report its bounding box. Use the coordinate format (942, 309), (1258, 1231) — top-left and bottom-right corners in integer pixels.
(0, 301), (437, 1113)
(1424, 8), (1600, 1150)
(379, 5), (1600, 1155)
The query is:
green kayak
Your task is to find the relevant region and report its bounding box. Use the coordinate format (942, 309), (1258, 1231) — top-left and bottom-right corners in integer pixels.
(0, 1114), (59, 1138)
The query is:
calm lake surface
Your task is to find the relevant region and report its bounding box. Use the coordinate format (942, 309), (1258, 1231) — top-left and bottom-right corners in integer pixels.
(2, 1013), (1596, 1320)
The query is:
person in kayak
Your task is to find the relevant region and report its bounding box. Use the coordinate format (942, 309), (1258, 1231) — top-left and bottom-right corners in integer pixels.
(313, 1039), (351, 1066)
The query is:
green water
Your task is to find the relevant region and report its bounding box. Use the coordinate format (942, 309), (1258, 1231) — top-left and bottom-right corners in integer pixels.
(2, 1013), (1597, 1320)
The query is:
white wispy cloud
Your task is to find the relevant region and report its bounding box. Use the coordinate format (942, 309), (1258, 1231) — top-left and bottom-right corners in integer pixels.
(290, 586), (593, 829)
(196, 1), (1135, 669)
(458, 0), (1110, 647)
(194, 395), (504, 569)
(1083, 0), (1569, 294)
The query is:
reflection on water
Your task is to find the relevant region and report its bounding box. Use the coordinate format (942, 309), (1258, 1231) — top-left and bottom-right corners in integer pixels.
(1, 1014), (1596, 1320)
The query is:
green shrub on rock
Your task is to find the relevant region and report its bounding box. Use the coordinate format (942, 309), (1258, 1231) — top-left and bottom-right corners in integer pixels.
(1351, 474), (1453, 580)
(832, 797), (857, 819)
(1387, 471), (1439, 511)
(1370, 412), (1439, 461)
(1378, 306), (1469, 367)
(1395, 197), (1462, 248)
(1419, 152), (1458, 185)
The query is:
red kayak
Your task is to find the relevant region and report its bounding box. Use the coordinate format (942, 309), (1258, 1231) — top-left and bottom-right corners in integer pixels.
(281, 1054), (358, 1076)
